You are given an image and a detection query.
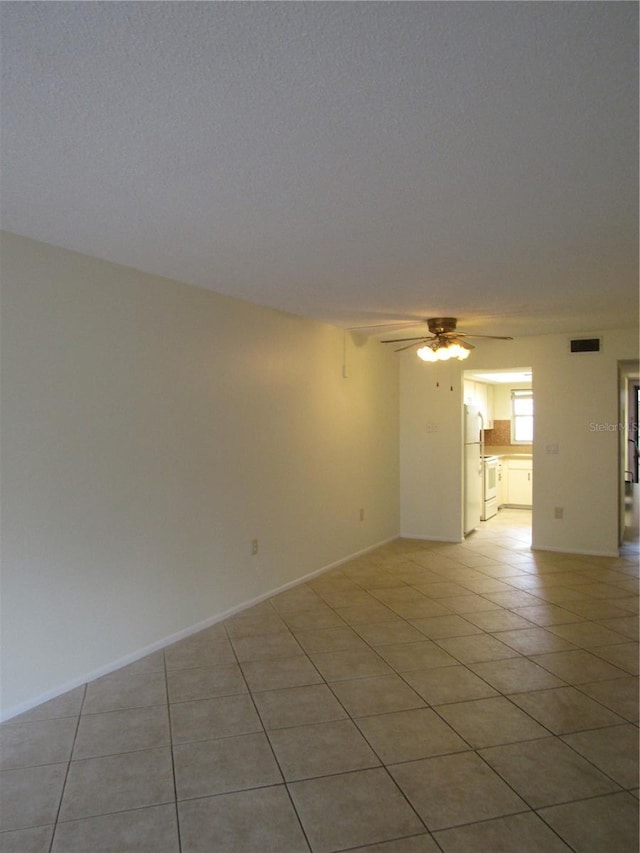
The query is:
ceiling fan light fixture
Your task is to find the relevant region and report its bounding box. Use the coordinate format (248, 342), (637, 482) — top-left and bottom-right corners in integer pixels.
(382, 317), (509, 359)
(416, 345), (439, 362)
(417, 338), (471, 362)
(417, 346), (438, 361)
(445, 341), (471, 360)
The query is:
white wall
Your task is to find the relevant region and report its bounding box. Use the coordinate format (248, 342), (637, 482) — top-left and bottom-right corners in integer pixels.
(399, 358), (464, 542)
(0, 232), (400, 718)
(400, 329), (639, 555)
(529, 332), (637, 556)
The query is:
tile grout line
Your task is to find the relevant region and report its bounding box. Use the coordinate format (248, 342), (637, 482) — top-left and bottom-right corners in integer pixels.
(264, 569), (536, 848)
(224, 612), (315, 853)
(164, 648), (183, 853)
(247, 596), (441, 849)
(556, 726), (639, 793)
(293, 536), (637, 841)
(46, 682), (87, 853)
(531, 792), (631, 853)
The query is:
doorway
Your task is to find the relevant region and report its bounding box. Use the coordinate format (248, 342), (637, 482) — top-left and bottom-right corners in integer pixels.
(619, 361), (639, 545)
(463, 367), (533, 535)
(480, 507), (532, 547)
(631, 382), (639, 483)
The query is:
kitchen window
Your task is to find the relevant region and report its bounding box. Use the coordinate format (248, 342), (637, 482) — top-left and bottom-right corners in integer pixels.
(511, 389), (533, 443)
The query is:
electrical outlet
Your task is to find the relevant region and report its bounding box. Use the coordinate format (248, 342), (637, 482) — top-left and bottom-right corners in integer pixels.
(359, 508), (365, 522)
(251, 539), (259, 555)
(554, 507), (563, 520)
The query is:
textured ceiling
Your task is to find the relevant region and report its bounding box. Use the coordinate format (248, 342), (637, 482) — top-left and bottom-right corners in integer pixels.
(1, 2), (638, 338)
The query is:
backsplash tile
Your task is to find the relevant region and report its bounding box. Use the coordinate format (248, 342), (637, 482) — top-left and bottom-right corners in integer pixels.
(484, 420), (512, 446)
(484, 420), (532, 454)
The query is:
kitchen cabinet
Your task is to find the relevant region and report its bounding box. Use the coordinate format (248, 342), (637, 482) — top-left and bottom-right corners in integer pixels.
(479, 383), (494, 430)
(463, 380), (494, 429)
(505, 458), (532, 507)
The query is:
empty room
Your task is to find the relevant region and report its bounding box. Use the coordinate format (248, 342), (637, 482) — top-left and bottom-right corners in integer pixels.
(1, 2), (638, 852)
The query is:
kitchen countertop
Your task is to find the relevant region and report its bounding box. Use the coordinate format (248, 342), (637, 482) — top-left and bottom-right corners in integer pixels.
(485, 454), (533, 461)
(484, 445), (532, 458)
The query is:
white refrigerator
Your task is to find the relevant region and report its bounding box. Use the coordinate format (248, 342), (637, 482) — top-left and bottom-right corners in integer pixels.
(464, 405), (483, 535)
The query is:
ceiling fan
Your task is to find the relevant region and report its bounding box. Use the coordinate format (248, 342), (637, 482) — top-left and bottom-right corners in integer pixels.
(381, 317), (513, 362)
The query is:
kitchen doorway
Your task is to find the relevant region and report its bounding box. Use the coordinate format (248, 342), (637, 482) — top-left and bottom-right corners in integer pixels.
(463, 367), (533, 535)
(479, 507), (532, 547)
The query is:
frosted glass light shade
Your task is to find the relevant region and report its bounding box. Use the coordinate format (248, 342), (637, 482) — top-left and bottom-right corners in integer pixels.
(416, 341), (471, 362)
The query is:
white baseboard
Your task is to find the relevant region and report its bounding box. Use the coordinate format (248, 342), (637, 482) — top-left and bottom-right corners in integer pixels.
(531, 543), (620, 558)
(400, 532), (463, 543)
(1, 534), (397, 722)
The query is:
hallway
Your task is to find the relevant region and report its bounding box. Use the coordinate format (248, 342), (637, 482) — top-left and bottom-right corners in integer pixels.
(1, 510), (638, 852)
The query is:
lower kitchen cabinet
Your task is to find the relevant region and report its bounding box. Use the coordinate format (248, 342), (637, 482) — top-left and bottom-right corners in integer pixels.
(505, 458), (532, 507)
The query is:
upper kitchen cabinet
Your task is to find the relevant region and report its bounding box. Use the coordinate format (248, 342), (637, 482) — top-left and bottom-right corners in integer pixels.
(463, 380), (494, 429)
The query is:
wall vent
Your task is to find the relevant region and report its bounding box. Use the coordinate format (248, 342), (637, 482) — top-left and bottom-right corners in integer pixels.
(569, 337), (601, 353)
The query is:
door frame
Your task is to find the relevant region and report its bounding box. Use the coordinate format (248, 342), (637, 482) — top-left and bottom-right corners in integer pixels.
(618, 360), (640, 544)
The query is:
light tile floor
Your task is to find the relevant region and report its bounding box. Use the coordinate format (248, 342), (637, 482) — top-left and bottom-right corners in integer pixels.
(1, 510), (638, 852)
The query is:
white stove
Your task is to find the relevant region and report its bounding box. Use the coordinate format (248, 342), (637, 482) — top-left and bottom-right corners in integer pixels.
(482, 455), (498, 520)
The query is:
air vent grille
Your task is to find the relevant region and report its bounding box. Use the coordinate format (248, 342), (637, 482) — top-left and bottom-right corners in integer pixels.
(570, 338), (600, 353)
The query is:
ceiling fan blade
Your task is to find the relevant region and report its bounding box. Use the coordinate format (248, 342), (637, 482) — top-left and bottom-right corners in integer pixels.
(455, 333), (514, 340)
(381, 335), (435, 344)
(347, 321), (420, 332)
(394, 340), (429, 353)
